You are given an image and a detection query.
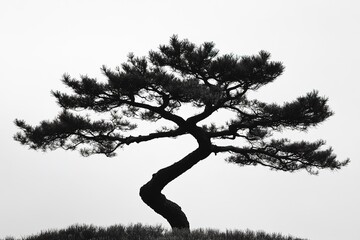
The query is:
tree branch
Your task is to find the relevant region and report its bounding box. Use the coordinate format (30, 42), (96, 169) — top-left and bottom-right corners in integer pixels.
(212, 140), (349, 173)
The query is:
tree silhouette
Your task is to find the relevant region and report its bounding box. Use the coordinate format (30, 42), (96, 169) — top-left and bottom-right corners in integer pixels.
(14, 36), (349, 230)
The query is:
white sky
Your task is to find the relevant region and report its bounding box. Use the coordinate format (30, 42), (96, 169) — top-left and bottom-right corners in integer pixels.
(1, 1), (359, 239)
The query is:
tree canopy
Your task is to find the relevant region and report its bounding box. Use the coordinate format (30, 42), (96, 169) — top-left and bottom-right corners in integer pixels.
(14, 35), (349, 229)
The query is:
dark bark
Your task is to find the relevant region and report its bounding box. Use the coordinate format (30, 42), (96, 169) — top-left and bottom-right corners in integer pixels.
(139, 126), (212, 230)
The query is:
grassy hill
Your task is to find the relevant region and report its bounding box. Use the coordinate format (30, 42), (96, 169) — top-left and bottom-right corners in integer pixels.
(2, 224), (308, 240)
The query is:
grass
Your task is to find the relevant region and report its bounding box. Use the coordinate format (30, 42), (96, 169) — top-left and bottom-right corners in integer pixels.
(2, 224), (308, 240)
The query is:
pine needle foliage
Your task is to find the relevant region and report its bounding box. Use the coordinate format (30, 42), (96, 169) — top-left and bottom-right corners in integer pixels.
(14, 35), (348, 173)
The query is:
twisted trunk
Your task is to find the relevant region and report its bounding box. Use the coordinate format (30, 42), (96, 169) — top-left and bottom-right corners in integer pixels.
(139, 126), (211, 230)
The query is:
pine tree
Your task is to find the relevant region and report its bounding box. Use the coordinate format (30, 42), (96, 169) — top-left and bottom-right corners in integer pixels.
(14, 35), (349, 230)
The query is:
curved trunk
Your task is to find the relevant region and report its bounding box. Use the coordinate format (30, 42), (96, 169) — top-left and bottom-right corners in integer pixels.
(140, 127), (212, 230)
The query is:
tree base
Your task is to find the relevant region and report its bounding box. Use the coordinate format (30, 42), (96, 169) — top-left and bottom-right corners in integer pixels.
(140, 182), (190, 230)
